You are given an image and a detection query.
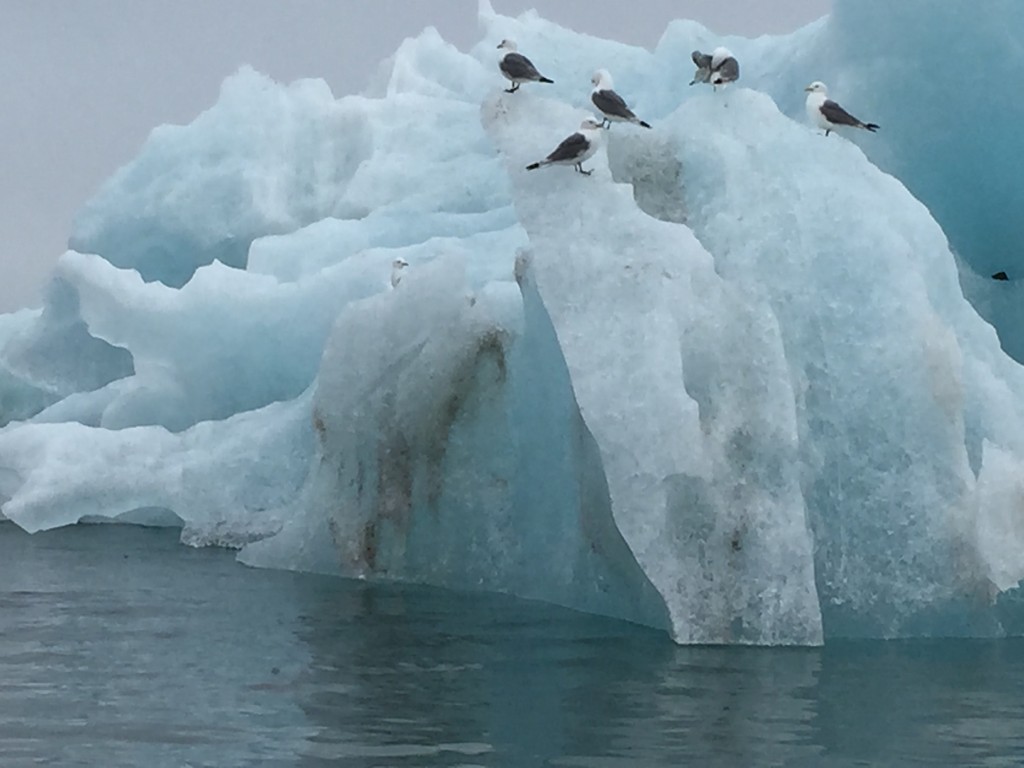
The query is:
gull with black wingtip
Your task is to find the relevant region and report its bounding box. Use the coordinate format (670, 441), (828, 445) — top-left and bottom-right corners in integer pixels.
(590, 69), (651, 129)
(525, 117), (604, 176)
(805, 81), (879, 137)
(496, 39), (554, 93)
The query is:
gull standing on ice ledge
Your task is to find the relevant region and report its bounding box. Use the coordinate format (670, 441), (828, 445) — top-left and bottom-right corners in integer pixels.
(690, 47), (739, 89)
(805, 82), (880, 136)
(390, 258), (408, 288)
(690, 51), (713, 85)
(709, 47), (739, 88)
(497, 39), (554, 93)
(590, 70), (652, 129)
(526, 118), (604, 175)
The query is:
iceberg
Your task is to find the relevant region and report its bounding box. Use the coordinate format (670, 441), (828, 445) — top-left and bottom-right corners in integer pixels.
(2, 0), (1024, 644)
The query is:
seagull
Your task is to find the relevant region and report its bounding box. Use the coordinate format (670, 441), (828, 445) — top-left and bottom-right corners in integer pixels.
(710, 47), (739, 88)
(804, 82), (879, 136)
(496, 39), (554, 93)
(390, 258), (408, 288)
(690, 51), (713, 85)
(525, 117), (604, 176)
(690, 48), (739, 89)
(590, 70), (651, 129)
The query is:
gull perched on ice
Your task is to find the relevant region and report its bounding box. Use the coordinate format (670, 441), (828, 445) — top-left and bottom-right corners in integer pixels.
(390, 258), (408, 288)
(690, 51), (713, 85)
(805, 82), (879, 136)
(590, 69), (651, 129)
(690, 47), (739, 89)
(496, 39), (554, 93)
(525, 117), (603, 176)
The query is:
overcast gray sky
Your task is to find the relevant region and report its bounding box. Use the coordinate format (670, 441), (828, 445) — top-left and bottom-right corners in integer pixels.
(0, 0), (828, 313)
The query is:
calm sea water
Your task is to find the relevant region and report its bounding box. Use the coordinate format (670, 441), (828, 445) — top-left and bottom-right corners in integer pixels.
(2, 521), (1022, 767)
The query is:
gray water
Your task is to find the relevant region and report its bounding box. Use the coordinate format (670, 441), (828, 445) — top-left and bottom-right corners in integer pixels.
(2, 521), (1023, 767)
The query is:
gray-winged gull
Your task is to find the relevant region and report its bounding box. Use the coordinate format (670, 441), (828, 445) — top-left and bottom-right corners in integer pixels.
(497, 39), (554, 93)
(590, 69), (651, 129)
(690, 47), (739, 89)
(690, 51), (713, 85)
(390, 258), (408, 288)
(710, 47), (739, 87)
(804, 81), (879, 136)
(525, 117), (603, 175)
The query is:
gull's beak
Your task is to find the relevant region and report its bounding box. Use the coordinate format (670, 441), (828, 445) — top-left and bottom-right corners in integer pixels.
(804, 85), (814, 92)
(496, 43), (502, 48)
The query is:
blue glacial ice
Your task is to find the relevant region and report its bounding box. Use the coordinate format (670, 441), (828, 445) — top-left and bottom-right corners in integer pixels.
(3, 0), (1024, 644)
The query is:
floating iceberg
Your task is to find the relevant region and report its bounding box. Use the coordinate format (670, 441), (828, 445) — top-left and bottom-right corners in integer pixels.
(3, 1), (1024, 645)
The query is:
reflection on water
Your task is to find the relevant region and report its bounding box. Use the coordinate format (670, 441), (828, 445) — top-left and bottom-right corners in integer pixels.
(2, 522), (1022, 767)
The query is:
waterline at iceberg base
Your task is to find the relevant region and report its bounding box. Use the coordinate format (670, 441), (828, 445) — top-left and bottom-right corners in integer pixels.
(3, 1), (1024, 646)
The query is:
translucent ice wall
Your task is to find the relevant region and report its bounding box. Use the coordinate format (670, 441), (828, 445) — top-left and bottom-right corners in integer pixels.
(245, 254), (671, 629)
(804, 0), (1024, 283)
(3, 1), (1024, 644)
(748, 0), (1024, 359)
